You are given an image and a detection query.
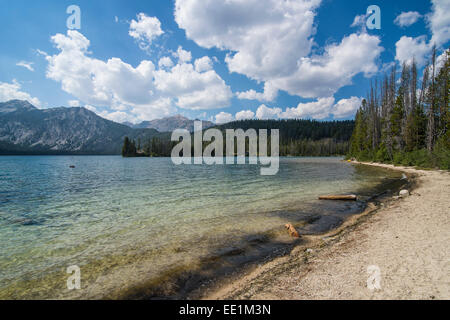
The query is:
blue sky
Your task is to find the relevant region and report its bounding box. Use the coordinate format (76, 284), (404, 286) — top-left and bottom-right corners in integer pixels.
(0, 0), (448, 124)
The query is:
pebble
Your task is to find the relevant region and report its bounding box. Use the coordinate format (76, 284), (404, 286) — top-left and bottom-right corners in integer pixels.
(399, 189), (410, 197)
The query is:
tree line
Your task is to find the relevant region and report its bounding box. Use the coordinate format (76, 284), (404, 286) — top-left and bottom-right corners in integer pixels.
(348, 47), (449, 169)
(122, 119), (355, 157)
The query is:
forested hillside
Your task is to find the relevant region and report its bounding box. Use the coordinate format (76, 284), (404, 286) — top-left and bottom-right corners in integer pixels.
(123, 119), (355, 157)
(348, 48), (449, 169)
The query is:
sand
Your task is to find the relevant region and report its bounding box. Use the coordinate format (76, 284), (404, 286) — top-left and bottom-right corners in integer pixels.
(203, 162), (450, 300)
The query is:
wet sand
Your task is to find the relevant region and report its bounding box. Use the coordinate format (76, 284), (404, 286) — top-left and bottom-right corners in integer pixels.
(202, 162), (450, 300)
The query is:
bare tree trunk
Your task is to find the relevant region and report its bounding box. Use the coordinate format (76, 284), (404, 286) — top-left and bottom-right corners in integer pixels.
(427, 46), (437, 153)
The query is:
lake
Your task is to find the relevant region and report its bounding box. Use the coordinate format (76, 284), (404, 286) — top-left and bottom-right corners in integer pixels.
(0, 156), (403, 299)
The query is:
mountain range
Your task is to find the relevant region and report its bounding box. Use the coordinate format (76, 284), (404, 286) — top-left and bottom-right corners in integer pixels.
(124, 115), (214, 132)
(0, 100), (355, 156)
(0, 100), (163, 155)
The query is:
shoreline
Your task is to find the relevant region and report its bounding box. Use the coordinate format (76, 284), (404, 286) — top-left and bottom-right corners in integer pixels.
(0, 158), (404, 300)
(200, 162), (450, 300)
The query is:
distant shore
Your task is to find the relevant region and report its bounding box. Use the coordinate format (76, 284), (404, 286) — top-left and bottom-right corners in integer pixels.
(201, 162), (450, 300)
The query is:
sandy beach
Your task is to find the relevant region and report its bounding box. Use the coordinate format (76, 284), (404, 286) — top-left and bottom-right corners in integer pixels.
(203, 162), (450, 300)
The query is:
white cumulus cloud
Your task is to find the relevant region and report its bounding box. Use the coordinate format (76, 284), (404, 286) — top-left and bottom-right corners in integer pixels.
(158, 56), (174, 69)
(230, 96), (362, 121)
(280, 97), (335, 120)
(215, 111), (234, 124)
(174, 46), (192, 63)
(236, 82), (278, 102)
(395, 36), (430, 67)
(129, 13), (164, 50)
(43, 30), (232, 122)
(394, 11), (422, 27)
(395, 1), (450, 68)
(332, 97), (363, 119)
(194, 56), (213, 72)
(0, 80), (41, 107)
(255, 104), (282, 120)
(154, 60), (232, 110)
(270, 33), (382, 98)
(235, 110), (255, 120)
(428, 0), (450, 47)
(175, 0), (383, 101)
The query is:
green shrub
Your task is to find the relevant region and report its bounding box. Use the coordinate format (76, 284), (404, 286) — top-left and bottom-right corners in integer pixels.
(433, 139), (450, 170)
(375, 145), (390, 163)
(393, 152), (404, 165)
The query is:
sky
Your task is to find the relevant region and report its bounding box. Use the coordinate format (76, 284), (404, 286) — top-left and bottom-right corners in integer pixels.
(0, 0), (448, 124)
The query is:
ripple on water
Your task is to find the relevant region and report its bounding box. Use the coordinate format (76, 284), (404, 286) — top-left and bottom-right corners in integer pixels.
(0, 156), (403, 299)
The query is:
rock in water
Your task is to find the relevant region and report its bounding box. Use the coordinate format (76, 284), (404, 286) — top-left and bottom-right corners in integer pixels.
(285, 223), (300, 238)
(319, 195), (357, 201)
(399, 189), (410, 197)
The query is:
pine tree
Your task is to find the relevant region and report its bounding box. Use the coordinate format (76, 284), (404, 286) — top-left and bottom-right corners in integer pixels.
(347, 46), (449, 169)
(427, 45), (437, 152)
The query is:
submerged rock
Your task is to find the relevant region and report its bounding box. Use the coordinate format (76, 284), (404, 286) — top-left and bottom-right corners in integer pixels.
(285, 223), (300, 238)
(12, 218), (37, 226)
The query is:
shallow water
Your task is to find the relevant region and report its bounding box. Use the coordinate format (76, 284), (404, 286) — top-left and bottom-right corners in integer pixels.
(0, 156), (402, 299)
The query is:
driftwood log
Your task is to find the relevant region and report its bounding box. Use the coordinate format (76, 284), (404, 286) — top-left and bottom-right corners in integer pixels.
(318, 195), (357, 201)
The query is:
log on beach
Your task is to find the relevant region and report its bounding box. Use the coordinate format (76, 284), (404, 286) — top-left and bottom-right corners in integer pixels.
(318, 195), (357, 201)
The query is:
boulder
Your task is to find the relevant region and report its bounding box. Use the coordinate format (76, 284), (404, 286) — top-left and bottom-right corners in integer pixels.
(399, 189), (410, 197)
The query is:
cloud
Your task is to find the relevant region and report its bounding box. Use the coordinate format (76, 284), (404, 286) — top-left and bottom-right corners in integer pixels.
(280, 97), (335, 120)
(0, 80), (41, 107)
(280, 97), (362, 120)
(395, 1), (450, 68)
(173, 46), (192, 63)
(175, 0), (383, 101)
(215, 111), (234, 124)
(350, 13), (369, 32)
(270, 33), (382, 98)
(235, 110), (255, 120)
(129, 13), (164, 50)
(214, 109), (255, 123)
(194, 56), (213, 72)
(230, 96), (362, 122)
(331, 97), (363, 119)
(176, 0), (320, 81)
(236, 82), (278, 102)
(395, 36), (429, 67)
(394, 11), (422, 27)
(158, 56), (174, 69)
(428, 0), (450, 47)
(46, 31), (157, 108)
(99, 110), (136, 123)
(154, 60), (232, 110)
(255, 104), (282, 120)
(36, 49), (48, 56)
(44, 30), (232, 122)
(16, 61), (34, 72)
(68, 100), (80, 107)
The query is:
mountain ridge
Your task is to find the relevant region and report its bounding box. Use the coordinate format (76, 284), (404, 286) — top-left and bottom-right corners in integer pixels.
(127, 114), (214, 132)
(0, 100), (161, 155)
